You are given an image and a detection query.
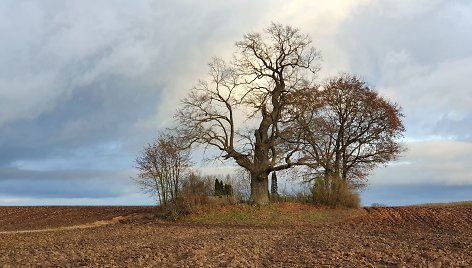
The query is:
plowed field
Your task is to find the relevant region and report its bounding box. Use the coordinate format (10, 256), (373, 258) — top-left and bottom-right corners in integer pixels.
(0, 205), (471, 267)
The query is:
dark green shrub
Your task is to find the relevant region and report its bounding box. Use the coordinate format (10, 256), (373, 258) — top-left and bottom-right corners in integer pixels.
(223, 183), (233, 196)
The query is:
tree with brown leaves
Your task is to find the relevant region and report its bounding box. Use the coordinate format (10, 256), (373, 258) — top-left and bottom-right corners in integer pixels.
(290, 74), (405, 191)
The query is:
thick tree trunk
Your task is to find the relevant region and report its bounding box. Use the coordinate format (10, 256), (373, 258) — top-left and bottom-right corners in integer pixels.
(249, 172), (270, 205)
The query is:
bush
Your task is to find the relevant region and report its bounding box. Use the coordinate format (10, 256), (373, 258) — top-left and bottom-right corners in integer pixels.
(155, 203), (188, 221)
(156, 172), (214, 220)
(311, 176), (360, 208)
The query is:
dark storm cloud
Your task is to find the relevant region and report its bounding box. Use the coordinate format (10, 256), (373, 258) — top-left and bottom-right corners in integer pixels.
(0, 76), (160, 166)
(0, 76), (158, 201)
(0, 168), (133, 198)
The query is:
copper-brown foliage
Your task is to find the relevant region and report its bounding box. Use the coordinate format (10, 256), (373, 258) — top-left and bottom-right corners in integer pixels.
(290, 74), (405, 189)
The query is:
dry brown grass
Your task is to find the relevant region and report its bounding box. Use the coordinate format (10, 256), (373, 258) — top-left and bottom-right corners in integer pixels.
(182, 202), (363, 225)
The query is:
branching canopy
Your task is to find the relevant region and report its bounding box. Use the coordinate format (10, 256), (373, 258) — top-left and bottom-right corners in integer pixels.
(176, 23), (320, 176)
(289, 74), (405, 188)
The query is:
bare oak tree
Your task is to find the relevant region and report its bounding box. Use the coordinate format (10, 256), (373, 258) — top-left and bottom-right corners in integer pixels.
(290, 74), (405, 189)
(135, 133), (191, 206)
(176, 24), (320, 204)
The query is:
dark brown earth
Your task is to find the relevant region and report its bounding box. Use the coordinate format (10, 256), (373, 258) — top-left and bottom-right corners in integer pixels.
(0, 206), (154, 231)
(0, 206), (471, 267)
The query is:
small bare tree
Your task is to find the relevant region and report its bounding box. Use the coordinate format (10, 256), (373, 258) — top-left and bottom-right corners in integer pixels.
(176, 23), (320, 205)
(135, 133), (191, 206)
(290, 74), (405, 190)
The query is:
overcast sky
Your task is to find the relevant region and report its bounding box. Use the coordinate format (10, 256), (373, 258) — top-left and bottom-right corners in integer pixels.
(1, 0), (471, 206)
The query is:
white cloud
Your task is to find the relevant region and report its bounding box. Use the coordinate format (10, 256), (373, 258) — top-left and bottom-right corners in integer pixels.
(371, 140), (472, 186)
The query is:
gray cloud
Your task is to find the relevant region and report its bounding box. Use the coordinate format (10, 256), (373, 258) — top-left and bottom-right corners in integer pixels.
(433, 113), (472, 141)
(0, 76), (160, 168)
(0, 167), (137, 198)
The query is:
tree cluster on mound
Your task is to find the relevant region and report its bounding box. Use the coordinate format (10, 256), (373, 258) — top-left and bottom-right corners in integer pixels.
(135, 23), (405, 208)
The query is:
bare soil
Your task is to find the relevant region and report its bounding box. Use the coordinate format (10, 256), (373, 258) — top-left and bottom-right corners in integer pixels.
(0, 205), (471, 267)
(0, 206), (154, 232)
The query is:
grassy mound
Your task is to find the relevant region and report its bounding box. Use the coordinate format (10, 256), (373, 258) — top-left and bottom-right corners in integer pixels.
(182, 202), (360, 225)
